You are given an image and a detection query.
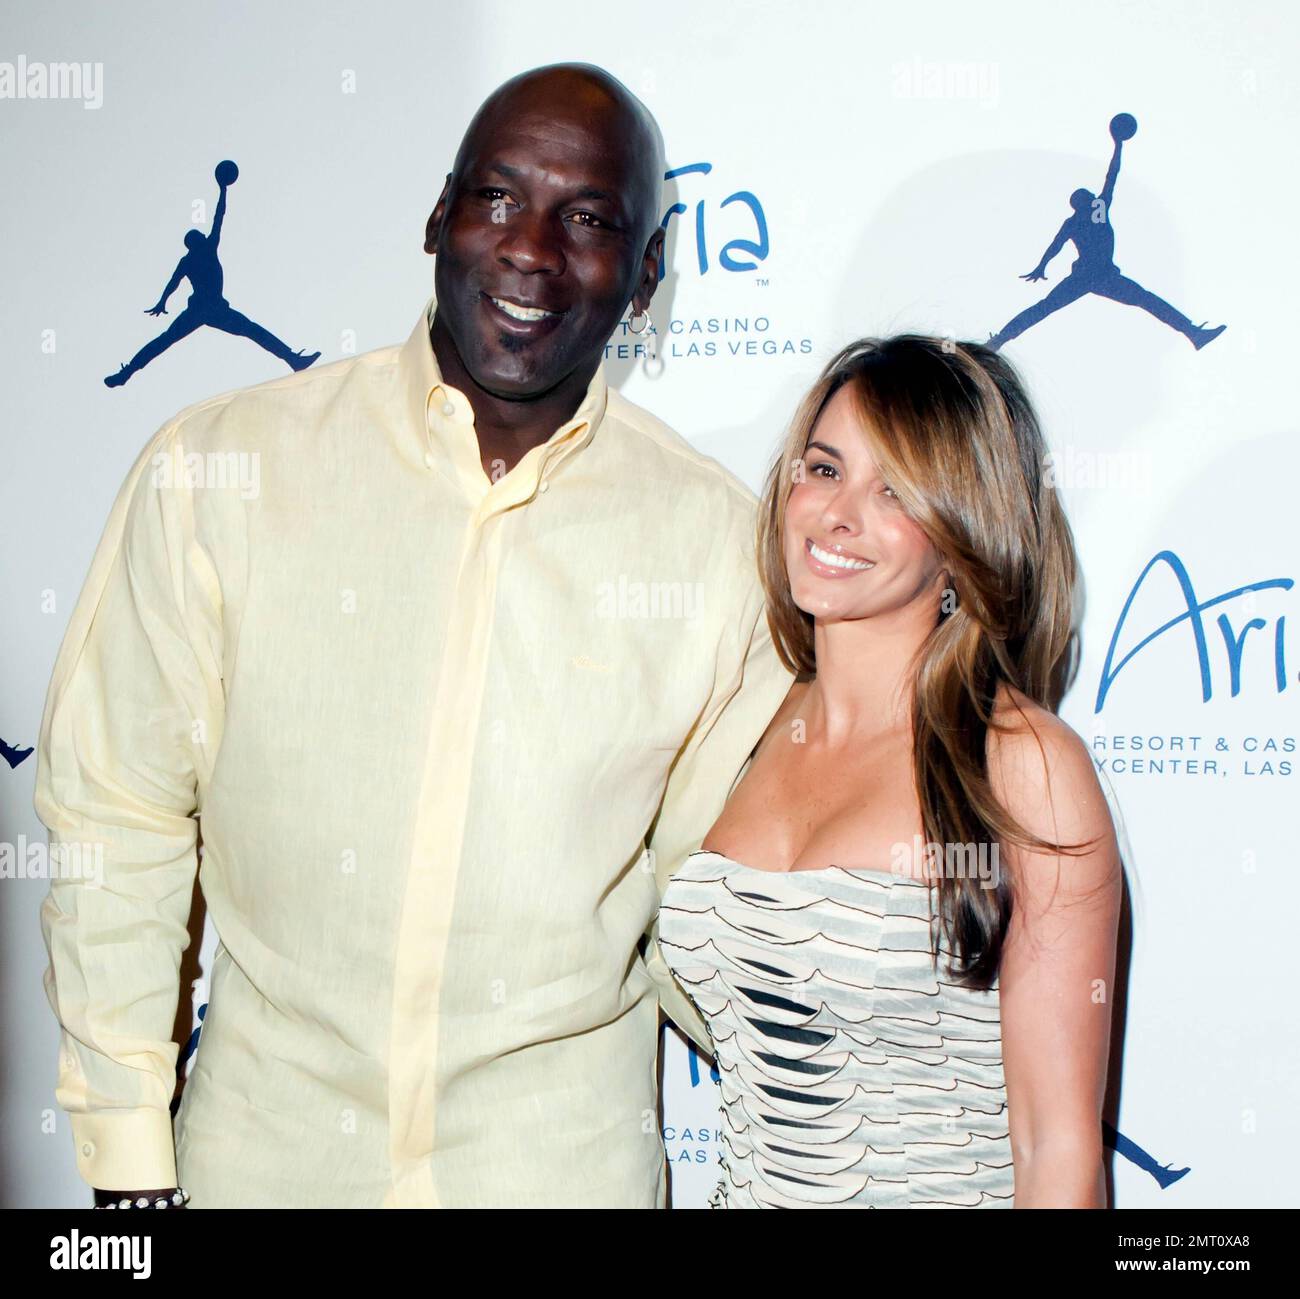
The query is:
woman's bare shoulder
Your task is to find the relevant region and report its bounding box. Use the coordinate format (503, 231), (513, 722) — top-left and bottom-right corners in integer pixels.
(989, 683), (1079, 749)
(987, 683), (1109, 840)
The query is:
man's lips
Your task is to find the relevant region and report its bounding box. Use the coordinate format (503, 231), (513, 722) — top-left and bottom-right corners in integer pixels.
(480, 290), (567, 337)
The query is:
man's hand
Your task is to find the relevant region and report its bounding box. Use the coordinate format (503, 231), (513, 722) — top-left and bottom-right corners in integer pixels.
(146, 304), (167, 316)
(1020, 266), (1048, 283)
(93, 1186), (185, 1208)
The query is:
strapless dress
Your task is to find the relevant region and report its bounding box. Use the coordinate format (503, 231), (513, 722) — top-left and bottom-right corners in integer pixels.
(658, 849), (1015, 1208)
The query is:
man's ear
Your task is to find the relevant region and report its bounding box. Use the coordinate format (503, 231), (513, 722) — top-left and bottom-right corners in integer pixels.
(424, 174), (452, 254)
(631, 226), (665, 314)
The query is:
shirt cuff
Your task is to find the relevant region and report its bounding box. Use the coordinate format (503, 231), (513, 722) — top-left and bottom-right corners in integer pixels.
(70, 1109), (178, 1191)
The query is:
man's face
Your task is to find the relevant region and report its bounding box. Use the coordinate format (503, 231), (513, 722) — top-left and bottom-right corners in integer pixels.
(426, 106), (661, 399)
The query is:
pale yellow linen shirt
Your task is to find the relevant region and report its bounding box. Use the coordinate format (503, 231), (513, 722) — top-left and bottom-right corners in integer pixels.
(35, 292), (795, 1208)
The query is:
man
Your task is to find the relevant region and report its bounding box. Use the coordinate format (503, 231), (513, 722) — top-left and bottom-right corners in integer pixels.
(36, 62), (794, 1208)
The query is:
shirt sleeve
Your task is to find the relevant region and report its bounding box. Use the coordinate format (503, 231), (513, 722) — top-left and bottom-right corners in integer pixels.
(642, 565), (795, 1056)
(34, 423), (225, 1193)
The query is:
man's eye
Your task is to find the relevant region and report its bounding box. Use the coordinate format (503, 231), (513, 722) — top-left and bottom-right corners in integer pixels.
(480, 188), (512, 204)
(571, 212), (607, 228)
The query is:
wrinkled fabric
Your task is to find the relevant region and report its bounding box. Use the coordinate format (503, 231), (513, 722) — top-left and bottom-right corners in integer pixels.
(35, 291), (795, 1207)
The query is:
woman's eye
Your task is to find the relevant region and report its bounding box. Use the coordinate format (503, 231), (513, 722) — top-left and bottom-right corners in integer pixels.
(810, 461), (838, 479)
(881, 484), (899, 499)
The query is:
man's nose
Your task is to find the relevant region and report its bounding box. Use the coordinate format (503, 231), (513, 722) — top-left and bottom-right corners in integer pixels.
(497, 210), (565, 275)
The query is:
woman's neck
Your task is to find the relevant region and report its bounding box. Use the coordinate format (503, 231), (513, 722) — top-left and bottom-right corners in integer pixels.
(802, 605), (935, 746)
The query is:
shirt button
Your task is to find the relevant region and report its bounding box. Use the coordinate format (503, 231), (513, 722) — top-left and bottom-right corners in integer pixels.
(424, 452), (435, 469)
(538, 479), (550, 493)
(81, 1142), (95, 1158)
(441, 401), (455, 417)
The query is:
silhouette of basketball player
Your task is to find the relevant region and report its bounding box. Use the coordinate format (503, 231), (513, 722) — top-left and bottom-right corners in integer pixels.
(987, 115), (1225, 352)
(1, 736), (34, 769)
(105, 160), (320, 387)
(1103, 1119), (1190, 1190)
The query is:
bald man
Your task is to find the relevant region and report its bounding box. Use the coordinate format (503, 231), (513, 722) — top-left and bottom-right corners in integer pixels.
(36, 63), (794, 1208)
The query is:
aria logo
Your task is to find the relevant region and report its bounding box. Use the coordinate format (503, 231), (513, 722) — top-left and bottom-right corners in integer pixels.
(658, 162), (769, 280)
(1096, 550), (1292, 711)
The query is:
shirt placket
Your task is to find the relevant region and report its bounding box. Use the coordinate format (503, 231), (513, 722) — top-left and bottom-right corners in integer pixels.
(382, 392), (578, 1208)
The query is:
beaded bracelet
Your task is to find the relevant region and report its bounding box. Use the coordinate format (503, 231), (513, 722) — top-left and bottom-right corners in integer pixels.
(94, 1188), (191, 1209)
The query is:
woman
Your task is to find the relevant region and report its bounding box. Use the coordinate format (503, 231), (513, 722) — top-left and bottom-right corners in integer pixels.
(658, 336), (1122, 1208)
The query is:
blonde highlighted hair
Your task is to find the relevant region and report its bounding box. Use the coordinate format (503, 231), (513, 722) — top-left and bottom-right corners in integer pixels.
(757, 335), (1089, 988)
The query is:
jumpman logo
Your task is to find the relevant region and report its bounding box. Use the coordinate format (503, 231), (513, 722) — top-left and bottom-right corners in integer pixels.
(0, 736), (34, 769)
(1103, 1119), (1191, 1191)
(105, 160), (320, 388)
(170, 1002), (206, 1118)
(988, 114), (1225, 353)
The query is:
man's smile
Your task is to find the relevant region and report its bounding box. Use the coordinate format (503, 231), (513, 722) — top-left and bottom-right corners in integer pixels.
(480, 290), (567, 337)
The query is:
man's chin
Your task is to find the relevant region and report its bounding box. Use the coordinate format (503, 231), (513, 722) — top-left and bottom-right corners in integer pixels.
(463, 361), (558, 403)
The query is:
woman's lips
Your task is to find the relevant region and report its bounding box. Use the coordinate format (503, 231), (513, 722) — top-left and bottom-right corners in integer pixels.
(804, 536), (876, 578)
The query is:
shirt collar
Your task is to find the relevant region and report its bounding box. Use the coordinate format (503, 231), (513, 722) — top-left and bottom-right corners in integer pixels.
(397, 290), (608, 504)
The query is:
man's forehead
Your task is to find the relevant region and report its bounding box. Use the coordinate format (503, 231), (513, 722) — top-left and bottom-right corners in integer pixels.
(469, 107), (632, 167)
(463, 113), (643, 191)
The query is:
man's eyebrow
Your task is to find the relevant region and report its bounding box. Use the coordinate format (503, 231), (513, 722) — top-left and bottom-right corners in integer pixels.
(483, 161), (623, 208)
(805, 440), (843, 460)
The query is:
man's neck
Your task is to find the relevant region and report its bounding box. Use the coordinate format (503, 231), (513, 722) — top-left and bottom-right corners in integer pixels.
(430, 319), (596, 479)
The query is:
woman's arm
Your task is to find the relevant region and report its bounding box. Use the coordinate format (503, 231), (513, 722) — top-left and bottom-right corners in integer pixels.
(989, 708), (1123, 1208)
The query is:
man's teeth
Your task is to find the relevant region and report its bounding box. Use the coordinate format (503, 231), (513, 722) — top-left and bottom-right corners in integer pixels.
(809, 541), (874, 571)
(491, 297), (557, 321)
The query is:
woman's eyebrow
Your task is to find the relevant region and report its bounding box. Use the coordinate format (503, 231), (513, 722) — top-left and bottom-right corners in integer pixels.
(805, 440), (843, 460)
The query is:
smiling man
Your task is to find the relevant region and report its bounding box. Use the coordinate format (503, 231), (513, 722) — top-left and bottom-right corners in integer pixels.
(35, 63), (795, 1208)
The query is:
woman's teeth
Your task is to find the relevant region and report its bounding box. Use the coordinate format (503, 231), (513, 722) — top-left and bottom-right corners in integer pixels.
(808, 540), (874, 571)
(491, 297), (558, 321)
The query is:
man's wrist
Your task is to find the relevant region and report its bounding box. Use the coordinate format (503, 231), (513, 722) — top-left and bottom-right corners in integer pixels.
(93, 1186), (188, 1209)
(71, 1109), (179, 1191)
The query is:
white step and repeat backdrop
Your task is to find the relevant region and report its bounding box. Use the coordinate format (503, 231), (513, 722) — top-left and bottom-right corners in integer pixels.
(2, 0), (1295, 1208)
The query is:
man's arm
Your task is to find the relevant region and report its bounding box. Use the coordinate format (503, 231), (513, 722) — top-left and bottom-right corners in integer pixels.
(1022, 220), (1072, 281)
(149, 260), (186, 315)
(642, 567), (795, 1055)
(1098, 139), (1123, 214)
(35, 422), (225, 1198)
(209, 184), (228, 250)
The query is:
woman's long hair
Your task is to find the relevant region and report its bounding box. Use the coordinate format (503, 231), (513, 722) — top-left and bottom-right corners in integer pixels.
(756, 335), (1094, 990)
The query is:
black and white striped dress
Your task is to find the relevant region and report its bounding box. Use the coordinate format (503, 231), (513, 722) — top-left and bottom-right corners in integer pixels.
(658, 849), (1016, 1208)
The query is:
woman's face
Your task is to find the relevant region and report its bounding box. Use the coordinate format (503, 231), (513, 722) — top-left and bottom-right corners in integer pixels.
(782, 385), (946, 624)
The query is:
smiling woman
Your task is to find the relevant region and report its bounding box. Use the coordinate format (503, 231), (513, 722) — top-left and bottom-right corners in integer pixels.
(756, 335), (1100, 985)
(657, 333), (1122, 1209)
